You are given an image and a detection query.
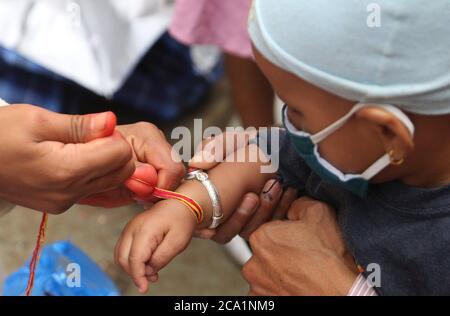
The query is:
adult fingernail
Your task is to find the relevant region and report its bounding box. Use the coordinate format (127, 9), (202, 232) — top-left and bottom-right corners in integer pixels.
(90, 112), (109, 132)
(238, 196), (258, 215)
(263, 180), (282, 201)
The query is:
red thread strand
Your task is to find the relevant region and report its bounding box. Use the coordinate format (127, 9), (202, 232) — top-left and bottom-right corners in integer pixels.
(25, 212), (48, 296)
(130, 177), (204, 223)
(152, 188), (203, 223)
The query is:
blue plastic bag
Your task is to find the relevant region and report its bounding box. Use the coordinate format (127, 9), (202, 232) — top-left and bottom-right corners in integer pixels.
(2, 241), (120, 296)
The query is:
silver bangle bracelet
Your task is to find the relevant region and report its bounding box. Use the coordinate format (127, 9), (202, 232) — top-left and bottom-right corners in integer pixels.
(185, 169), (223, 229)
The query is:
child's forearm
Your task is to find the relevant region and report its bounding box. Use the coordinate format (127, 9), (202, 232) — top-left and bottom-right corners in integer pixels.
(176, 144), (275, 229)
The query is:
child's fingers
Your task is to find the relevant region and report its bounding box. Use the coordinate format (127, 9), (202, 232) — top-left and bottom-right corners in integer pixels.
(148, 230), (190, 272)
(147, 274), (159, 283)
(145, 265), (159, 283)
(189, 131), (258, 170)
(129, 233), (161, 293)
(114, 232), (133, 275)
(145, 264), (155, 276)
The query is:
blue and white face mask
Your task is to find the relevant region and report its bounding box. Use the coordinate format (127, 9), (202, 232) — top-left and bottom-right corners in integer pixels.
(282, 103), (415, 197)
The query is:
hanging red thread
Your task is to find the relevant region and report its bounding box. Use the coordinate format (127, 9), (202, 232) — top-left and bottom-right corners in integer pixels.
(25, 212), (48, 296)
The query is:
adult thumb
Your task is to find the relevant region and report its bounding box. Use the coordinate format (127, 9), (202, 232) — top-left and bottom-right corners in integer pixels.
(42, 110), (117, 143)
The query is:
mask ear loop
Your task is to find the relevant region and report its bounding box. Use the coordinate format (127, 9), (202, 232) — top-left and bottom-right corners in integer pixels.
(308, 102), (391, 180)
(307, 103), (414, 180)
(359, 104), (414, 179)
(361, 154), (391, 180)
(310, 103), (369, 144)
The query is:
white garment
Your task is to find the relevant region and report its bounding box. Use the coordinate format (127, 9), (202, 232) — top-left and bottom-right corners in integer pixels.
(0, 99), (15, 218)
(0, 0), (173, 97)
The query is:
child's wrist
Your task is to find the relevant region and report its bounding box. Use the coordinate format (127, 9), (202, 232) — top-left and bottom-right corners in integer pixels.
(175, 180), (214, 229)
(161, 198), (199, 227)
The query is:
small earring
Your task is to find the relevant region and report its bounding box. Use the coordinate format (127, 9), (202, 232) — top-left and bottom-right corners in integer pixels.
(389, 150), (404, 166)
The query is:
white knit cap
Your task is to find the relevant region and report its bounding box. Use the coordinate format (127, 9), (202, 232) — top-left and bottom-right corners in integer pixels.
(249, 0), (450, 115)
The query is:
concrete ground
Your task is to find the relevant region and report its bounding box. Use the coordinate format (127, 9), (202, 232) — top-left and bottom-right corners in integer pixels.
(0, 80), (249, 296)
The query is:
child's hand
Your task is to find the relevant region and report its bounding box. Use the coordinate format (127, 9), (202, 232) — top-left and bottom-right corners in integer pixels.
(114, 199), (197, 293)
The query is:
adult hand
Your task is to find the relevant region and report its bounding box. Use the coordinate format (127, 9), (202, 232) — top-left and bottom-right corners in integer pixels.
(0, 104), (135, 214)
(189, 131), (298, 244)
(80, 122), (186, 207)
(242, 197), (359, 296)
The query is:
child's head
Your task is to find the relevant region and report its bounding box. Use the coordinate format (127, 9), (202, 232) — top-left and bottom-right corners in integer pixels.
(249, 0), (450, 192)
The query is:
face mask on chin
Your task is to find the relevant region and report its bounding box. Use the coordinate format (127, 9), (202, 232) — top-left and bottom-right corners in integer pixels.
(282, 103), (415, 197)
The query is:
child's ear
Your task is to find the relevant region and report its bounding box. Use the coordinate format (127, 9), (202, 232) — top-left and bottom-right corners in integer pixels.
(356, 107), (415, 161)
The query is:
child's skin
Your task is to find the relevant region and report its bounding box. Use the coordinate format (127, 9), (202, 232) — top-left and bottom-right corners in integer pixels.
(115, 145), (275, 293)
(116, 46), (450, 293)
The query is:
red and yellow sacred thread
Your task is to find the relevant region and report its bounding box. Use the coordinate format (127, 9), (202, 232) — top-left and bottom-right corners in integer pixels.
(25, 212), (48, 296)
(130, 177), (204, 224)
(152, 188), (204, 223)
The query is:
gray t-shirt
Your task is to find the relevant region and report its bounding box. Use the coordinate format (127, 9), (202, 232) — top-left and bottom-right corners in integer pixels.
(259, 129), (450, 295)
